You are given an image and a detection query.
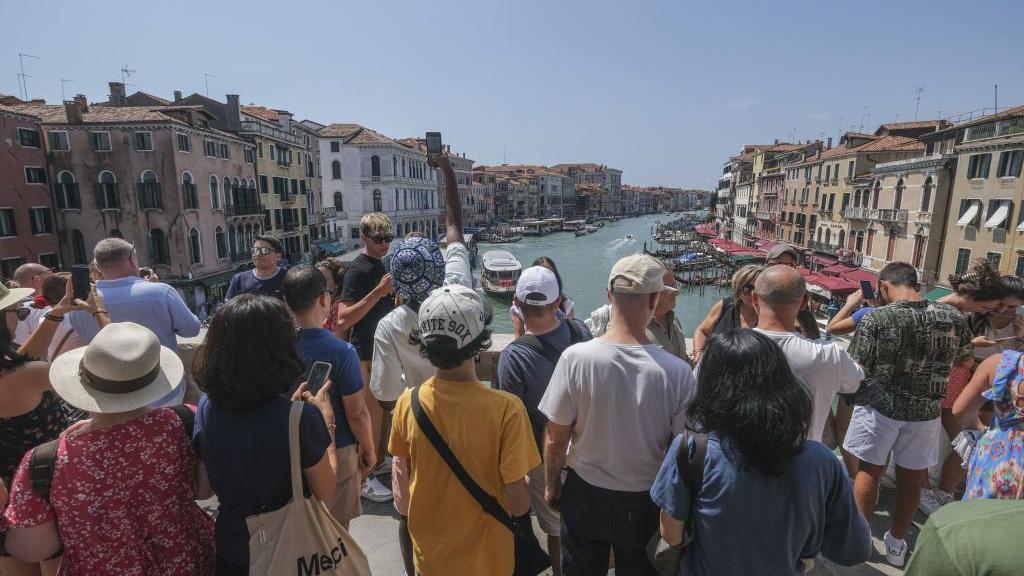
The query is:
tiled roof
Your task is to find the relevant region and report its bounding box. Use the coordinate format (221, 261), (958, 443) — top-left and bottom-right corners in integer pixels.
(763, 143), (802, 153)
(240, 105), (279, 122)
(0, 103), (186, 125)
(943, 104), (1024, 132)
(874, 120), (950, 135)
(856, 135), (925, 152)
(134, 92), (171, 105)
(318, 123), (397, 146)
(549, 163), (616, 173)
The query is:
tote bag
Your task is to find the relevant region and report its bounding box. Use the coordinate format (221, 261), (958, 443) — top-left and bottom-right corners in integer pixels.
(245, 401), (371, 576)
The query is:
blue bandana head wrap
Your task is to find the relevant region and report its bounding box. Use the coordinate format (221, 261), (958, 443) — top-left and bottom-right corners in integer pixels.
(390, 237), (446, 302)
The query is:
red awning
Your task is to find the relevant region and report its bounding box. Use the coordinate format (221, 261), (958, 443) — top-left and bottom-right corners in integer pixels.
(755, 239), (778, 250)
(843, 268), (878, 288)
(695, 223), (718, 237)
(809, 255), (838, 267)
(820, 264), (856, 276)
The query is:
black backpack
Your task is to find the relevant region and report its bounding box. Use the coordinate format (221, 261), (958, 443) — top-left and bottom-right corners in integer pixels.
(497, 319), (585, 390)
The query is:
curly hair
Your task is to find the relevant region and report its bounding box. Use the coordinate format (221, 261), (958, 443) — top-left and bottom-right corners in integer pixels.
(690, 329), (811, 476)
(316, 257), (346, 296)
(948, 258), (1004, 302)
(193, 294), (305, 412)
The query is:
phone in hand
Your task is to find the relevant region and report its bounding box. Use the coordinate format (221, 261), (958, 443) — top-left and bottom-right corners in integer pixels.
(425, 132), (443, 166)
(860, 280), (875, 300)
(71, 264), (91, 302)
(992, 335), (1019, 342)
(306, 361), (332, 396)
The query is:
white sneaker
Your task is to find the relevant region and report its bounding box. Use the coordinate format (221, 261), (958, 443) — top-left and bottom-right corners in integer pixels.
(373, 455), (393, 476)
(918, 488), (953, 516)
(361, 474), (394, 503)
(883, 531), (908, 568)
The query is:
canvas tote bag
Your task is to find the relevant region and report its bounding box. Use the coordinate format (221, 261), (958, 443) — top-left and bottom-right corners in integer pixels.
(245, 401), (371, 576)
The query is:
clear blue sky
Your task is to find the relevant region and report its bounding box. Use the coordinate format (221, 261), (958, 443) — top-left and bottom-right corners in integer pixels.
(5, 0), (1022, 188)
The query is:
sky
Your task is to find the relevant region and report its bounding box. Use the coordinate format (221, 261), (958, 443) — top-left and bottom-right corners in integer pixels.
(4, 0), (1023, 189)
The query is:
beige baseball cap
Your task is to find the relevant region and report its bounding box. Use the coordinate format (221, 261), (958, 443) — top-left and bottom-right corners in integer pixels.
(608, 254), (665, 294)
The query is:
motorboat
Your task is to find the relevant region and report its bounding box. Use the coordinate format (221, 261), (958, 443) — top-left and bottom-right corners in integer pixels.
(480, 250), (522, 297)
(625, 234), (634, 240)
(575, 227), (588, 237)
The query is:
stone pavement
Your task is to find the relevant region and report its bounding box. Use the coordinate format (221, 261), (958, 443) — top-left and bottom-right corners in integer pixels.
(349, 472), (927, 575)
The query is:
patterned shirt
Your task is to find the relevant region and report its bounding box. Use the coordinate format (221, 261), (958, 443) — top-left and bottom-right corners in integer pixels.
(848, 299), (972, 421)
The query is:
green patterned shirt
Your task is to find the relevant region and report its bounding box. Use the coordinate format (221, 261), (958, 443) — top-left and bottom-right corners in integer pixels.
(847, 299), (972, 421)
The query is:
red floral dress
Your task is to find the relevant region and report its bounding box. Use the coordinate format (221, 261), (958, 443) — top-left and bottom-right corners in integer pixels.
(3, 407), (215, 575)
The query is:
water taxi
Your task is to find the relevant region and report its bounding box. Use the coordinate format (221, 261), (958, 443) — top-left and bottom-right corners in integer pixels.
(480, 250), (522, 297)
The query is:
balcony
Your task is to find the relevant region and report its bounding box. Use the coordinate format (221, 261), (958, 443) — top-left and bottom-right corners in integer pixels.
(963, 117), (1024, 143)
(280, 195), (297, 206)
(321, 206), (337, 219)
(914, 211), (933, 224)
(239, 120), (305, 146)
(137, 183), (162, 210)
(839, 251), (864, 266)
(872, 208), (908, 224)
(844, 206), (870, 220)
(808, 240), (839, 255)
(816, 205), (832, 214)
(755, 211), (775, 220)
(281, 221), (298, 232)
(225, 203), (263, 217)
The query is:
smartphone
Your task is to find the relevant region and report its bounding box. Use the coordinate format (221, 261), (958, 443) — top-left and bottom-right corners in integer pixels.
(425, 131), (443, 160)
(71, 264), (91, 301)
(306, 361), (332, 396)
(859, 280), (875, 300)
(993, 335), (1019, 342)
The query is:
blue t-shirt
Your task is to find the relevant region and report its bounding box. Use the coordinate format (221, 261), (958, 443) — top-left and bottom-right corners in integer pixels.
(225, 268), (286, 300)
(650, 434), (871, 575)
(496, 319), (592, 450)
(851, 306), (874, 325)
(295, 327), (364, 448)
(193, 394), (330, 567)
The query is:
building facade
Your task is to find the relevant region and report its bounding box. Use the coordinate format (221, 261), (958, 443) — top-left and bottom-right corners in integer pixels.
(0, 107), (59, 278)
(550, 163), (622, 215)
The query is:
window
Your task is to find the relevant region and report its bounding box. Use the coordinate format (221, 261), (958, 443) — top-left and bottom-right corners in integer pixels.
(987, 252), (1002, 270)
(189, 228), (202, 265)
(996, 150), (1024, 178)
(207, 176), (219, 209)
(71, 230), (87, 264)
(351, 227), (360, 240)
(215, 226), (227, 259)
(0, 257), (26, 280)
(29, 207), (52, 234)
(371, 155), (381, 177)
(219, 143), (229, 159)
(847, 161), (854, 180)
(1016, 256), (1024, 279)
(18, 128), (41, 148)
(373, 189), (383, 212)
(54, 171), (80, 209)
(824, 165), (831, 182)
(133, 131), (153, 151)
(955, 248), (972, 275)
(921, 177), (933, 212)
(182, 173), (198, 210)
(259, 175), (268, 195)
(274, 209), (282, 229)
(257, 141), (264, 158)
(96, 171), (120, 209)
(244, 147), (255, 164)
(967, 153), (992, 179)
(330, 141), (340, 153)
(25, 167), (46, 184)
(149, 229), (170, 265)
(38, 253), (59, 269)
(177, 133), (191, 152)
(89, 131), (111, 151)
(332, 160), (341, 179)
(138, 170), (161, 210)
(204, 140), (217, 157)
(270, 145), (276, 160)
(333, 191), (344, 211)
(0, 209), (15, 237)
(894, 179), (904, 210)
(48, 131), (70, 151)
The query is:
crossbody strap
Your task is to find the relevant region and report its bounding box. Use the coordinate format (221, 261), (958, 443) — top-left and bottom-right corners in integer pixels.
(676, 432), (708, 534)
(410, 385), (514, 532)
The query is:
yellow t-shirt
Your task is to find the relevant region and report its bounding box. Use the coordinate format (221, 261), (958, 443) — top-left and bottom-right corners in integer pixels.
(389, 376), (541, 576)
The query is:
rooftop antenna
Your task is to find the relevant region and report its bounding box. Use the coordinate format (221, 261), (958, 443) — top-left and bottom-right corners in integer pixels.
(120, 65), (136, 88)
(838, 116), (844, 138)
(858, 106), (869, 133)
(913, 86), (924, 120)
(204, 72), (216, 97)
(894, 113), (900, 123)
(59, 78), (73, 101)
(17, 52), (39, 100)
(994, 84), (999, 113)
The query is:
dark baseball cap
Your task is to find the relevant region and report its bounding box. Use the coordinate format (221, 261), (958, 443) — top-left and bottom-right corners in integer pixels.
(766, 243), (800, 263)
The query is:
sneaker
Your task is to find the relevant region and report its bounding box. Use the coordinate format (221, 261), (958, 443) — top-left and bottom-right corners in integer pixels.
(883, 531), (908, 568)
(918, 488), (953, 516)
(361, 474), (394, 503)
(373, 455), (393, 476)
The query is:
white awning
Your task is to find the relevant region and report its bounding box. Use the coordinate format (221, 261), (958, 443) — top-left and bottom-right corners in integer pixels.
(985, 201), (1010, 229)
(957, 202), (980, 226)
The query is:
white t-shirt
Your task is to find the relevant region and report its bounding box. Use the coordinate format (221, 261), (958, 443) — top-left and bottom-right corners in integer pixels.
(539, 338), (696, 492)
(36, 312), (87, 361)
(370, 242), (473, 402)
(13, 304), (46, 345)
(753, 328), (864, 442)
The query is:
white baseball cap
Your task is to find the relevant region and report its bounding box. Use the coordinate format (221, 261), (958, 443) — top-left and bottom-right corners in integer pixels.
(608, 253), (666, 294)
(516, 266), (560, 306)
(418, 284), (490, 349)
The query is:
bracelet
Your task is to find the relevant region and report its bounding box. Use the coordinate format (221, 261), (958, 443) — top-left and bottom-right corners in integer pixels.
(92, 310), (110, 317)
(45, 314), (64, 322)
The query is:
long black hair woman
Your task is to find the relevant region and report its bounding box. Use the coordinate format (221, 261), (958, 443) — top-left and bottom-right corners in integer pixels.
(650, 330), (870, 575)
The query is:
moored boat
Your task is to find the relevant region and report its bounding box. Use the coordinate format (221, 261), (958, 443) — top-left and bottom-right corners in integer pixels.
(480, 250), (522, 297)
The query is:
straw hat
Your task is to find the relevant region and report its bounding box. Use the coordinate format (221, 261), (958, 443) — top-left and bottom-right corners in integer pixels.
(49, 322), (184, 413)
(0, 282), (33, 311)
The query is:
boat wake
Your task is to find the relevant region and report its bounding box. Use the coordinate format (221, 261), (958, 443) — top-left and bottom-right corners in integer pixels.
(605, 237), (638, 255)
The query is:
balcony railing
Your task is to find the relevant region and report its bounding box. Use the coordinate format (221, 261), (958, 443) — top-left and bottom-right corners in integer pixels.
(816, 205), (832, 214)
(225, 203), (263, 217)
(239, 120), (305, 146)
(964, 117), (1024, 143)
(808, 240), (839, 255)
(872, 208), (908, 224)
(280, 195), (297, 205)
(914, 211), (933, 224)
(755, 211), (774, 220)
(844, 206), (870, 220)
(321, 206), (337, 219)
(839, 251), (863, 266)
(281, 221), (298, 232)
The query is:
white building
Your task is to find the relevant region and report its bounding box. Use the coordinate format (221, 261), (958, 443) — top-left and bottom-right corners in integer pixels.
(314, 123), (442, 251)
(732, 180), (752, 245)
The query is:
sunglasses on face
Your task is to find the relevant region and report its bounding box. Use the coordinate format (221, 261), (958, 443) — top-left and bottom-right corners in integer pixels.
(252, 247), (278, 256)
(370, 235), (394, 244)
(6, 307), (31, 321)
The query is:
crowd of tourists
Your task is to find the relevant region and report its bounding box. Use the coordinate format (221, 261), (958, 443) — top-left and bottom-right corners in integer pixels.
(1, 152), (1023, 575)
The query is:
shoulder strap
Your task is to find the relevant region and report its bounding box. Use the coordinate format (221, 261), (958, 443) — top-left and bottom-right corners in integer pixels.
(30, 439), (60, 500)
(50, 329), (74, 358)
(410, 385), (514, 532)
(567, 318), (583, 345)
(168, 404), (196, 438)
(675, 432), (708, 532)
(514, 334), (561, 366)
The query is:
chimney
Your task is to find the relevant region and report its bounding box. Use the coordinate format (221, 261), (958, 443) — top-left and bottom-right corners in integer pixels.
(774, 138), (779, 145)
(108, 82), (126, 106)
(277, 111), (292, 130)
(174, 90), (182, 103)
(225, 94), (241, 133)
(65, 94), (88, 124)
(827, 137), (833, 149)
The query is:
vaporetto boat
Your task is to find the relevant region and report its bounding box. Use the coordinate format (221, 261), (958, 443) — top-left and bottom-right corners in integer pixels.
(480, 250), (522, 297)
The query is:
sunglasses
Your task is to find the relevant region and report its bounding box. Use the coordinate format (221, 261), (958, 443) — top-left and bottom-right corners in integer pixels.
(741, 285), (755, 294)
(370, 235), (394, 244)
(252, 246), (279, 256)
(6, 307), (31, 321)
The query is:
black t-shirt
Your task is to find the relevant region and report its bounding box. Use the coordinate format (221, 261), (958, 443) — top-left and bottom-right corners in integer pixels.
(339, 253), (394, 360)
(225, 268), (286, 300)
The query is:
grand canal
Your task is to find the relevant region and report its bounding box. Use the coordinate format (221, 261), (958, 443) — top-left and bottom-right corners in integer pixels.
(478, 214), (729, 334)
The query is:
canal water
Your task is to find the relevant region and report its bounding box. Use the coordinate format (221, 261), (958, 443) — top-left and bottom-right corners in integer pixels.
(478, 215), (729, 335)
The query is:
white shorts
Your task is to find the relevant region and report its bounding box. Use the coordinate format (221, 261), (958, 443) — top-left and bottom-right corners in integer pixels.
(527, 465), (560, 536)
(842, 405), (941, 470)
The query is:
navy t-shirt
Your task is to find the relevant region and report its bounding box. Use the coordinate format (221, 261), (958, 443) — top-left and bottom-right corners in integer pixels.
(851, 306), (874, 325)
(193, 394), (330, 567)
(225, 268), (286, 300)
(295, 327), (364, 448)
(650, 434), (871, 575)
(496, 319), (592, 450)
